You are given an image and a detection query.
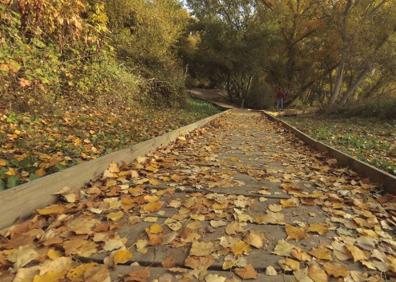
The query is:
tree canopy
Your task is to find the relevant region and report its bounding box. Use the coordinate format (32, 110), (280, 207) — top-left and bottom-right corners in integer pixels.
(184, 0), (396, 109)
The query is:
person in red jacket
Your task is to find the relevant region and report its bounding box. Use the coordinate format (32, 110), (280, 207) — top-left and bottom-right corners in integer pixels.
(276, 87), (286, 111)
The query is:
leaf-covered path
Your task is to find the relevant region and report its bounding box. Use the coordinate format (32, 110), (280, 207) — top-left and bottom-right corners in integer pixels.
(1, 110), (395, 281)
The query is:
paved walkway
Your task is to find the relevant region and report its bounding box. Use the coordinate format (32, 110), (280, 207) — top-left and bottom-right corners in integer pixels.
(0, 111), (395, 281)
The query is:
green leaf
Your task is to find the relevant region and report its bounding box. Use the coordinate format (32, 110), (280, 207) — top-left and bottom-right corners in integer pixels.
(7, 176), (18, 189)
(0, 179), (5, 191)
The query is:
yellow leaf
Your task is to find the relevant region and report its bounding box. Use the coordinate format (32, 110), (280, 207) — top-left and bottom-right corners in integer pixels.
(35, 168), (46, 177)
(244, 231), (265, 248)
(33, 271), (64, 282)
(47, 249), (62, 260)
(345, 244), (367, 262)
(323, 262), (349, 278)
(148, 223), (163, 234)
(136, 239), (148, 254)
(0, 159), (7, 167)
(106, 211), (124, 221)
(6, 167), (16, 176)
(142, 201), (163, 212)
(231, 240), (251, 256)
(190, 241), (214, 257)
(112, 249), (133, 265)
(309, 245), (332, 261)
(307, 224), (328, 235)
(278, 258), (300, 271)
(37, 205), (66, 215)
(285, 224), (306, 241)
(66, 263), (98, 282)
(280, 198), (299, 208)
(291, 248), (311, 262)
(273, 240), (296, 256)
(308, 263), (328, 282)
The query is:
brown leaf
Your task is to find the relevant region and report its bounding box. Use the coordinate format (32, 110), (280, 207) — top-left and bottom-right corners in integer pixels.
(125, 267), (151, 282)
(185, 255), (214, 270)
(162, 256), (176, 268)
(234, 264), (258, 280)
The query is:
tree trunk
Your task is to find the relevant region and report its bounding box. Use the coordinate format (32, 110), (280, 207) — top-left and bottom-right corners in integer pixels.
(340, 67), (371, 105)
(328, 62), (345, 107)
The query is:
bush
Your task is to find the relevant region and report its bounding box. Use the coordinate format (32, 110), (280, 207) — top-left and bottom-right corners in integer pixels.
(329, 97), (396, 119)
(246, 79), (275, 109)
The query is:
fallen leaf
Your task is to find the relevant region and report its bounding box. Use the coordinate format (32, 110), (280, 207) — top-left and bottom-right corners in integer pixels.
(185, 255), (214, 270)
(142, 201), (163, 212)
(294, 267), (313, 282)
(63, 239), (97, 257)
(37, 205), (65, 216)
(279, 258), (300, 271)
(244, 231), (265, 248)
(231, 240), (251, 256)
(309, 245), (332, 261)
(225, 222), (246, 235)
(234, 264), (257, 280)
(265, 265), (277, 276)
(190, 241), (214, 256)
(106, 211), (124, 221)
(345, 244), (367, 262)
(135, 239), (148, 254)
(255, 211), (285, 225)
(8, 245), (39, 269)
(205, 274), (226, 282)
(147, 223), (163, 234)
(161, 256), (176, 268)
(13, 266), (39, 282)
(268, 204), (282, 212)
(308, 263), (328, 282)
(84, 265), (111, 282)
(280, 198), (299, 208)
(307, 224), (328, 235)
(291, 248), (311, 262)
(285, 224), (306, 241)
(210, 220), (227, 228)
(323, 262), (348, 278)
(67, 217), (98, 235)
(66, 263), (98, 281)
(112, 249), (133, 264)
(273, 240), (296, 256)
(125, 267), (150, 282)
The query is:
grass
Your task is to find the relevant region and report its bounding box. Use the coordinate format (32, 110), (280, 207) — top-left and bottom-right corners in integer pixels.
(283, 116), (396, 176)
(0, 96), (221, 189)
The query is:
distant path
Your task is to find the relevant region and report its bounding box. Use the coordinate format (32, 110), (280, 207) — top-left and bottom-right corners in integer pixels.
(188, 88), (237, 109)
(1, 111), (394, 281)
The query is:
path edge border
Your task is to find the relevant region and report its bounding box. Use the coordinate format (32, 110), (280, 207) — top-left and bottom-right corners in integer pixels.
(262, 111), (396, 194)
(0, 110), (231, 229)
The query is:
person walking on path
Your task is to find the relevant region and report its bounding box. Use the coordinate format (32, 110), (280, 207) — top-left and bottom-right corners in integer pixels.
(276, 87), (286, 111)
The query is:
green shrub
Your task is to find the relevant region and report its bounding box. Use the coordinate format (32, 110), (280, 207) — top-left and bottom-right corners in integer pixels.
(329, 97), (396, 119)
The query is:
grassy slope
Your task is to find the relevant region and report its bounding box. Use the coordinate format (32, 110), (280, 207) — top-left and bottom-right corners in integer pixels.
(283, 116), (396, 176)
(0, 97), (221, 189)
